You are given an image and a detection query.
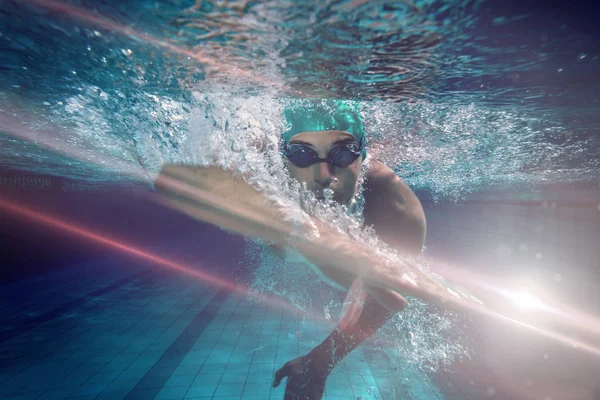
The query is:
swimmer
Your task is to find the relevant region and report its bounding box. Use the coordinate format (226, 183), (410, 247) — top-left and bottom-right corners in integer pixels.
(155, 99), (427, 400)
(271, 99), (426, 399)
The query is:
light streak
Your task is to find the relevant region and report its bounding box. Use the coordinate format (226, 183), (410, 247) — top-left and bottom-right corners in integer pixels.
(0, 196), (326, 324)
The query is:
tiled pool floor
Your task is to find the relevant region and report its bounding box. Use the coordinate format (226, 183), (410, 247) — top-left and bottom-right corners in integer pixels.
(0, 259), (494, 400)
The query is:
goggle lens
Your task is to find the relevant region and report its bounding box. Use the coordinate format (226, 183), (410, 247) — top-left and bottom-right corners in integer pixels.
(285, 143), (362, 168)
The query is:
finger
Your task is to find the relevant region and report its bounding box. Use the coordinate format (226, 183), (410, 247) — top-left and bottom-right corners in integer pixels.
(273, 362), (290, 387)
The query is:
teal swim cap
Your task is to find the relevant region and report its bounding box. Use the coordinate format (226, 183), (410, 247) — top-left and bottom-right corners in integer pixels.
(282, 99), (367, 159)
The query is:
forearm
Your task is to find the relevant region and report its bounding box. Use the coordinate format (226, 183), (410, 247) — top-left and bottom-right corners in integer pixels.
(310, 292), (395, 374)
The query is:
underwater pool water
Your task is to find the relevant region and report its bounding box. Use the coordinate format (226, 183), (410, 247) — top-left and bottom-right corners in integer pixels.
(0, 1), (599, 399)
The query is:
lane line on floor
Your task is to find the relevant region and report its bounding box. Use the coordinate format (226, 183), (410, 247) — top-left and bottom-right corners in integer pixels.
(0, 267), (153, 345)
(123, 284), (232, 400)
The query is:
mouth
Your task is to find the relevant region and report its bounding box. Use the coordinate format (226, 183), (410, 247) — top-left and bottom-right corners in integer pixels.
(314, 187), (339, 202)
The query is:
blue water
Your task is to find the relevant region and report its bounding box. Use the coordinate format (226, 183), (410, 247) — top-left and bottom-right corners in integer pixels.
(1, 0), (598, 197)
(1, 1), (599, 399)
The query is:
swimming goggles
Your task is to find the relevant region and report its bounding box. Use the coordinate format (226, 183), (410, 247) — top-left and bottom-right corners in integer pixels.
(284, 141), (364, 168)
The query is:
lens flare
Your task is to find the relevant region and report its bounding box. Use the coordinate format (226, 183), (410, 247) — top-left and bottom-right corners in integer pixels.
(508, 291), (546, 311)
(0, 196), (327, 325)
(3, 94), (600, 361)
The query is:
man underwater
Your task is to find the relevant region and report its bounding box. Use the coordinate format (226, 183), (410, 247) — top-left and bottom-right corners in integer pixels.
(155, 99), (428, 400)
(272, 99), (426, 399)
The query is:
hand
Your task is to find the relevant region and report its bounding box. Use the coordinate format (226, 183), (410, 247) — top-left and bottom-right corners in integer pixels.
(273, 354), (328, 400)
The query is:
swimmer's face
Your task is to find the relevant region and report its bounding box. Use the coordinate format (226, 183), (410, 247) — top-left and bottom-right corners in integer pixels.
(284, 130), (362, 205)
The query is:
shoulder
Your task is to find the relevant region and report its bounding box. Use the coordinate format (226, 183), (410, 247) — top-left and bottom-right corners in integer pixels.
(362, 159), (426, 255)
(364, 160), (422, 213)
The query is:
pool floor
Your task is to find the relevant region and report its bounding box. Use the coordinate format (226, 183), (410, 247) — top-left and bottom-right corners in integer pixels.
(0, 259), (498, 400)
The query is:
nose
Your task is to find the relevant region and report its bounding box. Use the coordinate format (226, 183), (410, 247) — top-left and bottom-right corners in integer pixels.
(314, 161), (335, 187)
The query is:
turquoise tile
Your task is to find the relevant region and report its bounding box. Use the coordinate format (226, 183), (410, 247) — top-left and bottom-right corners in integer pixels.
(164, 374), (195, 387)
(199, 362), (227, 375)
(242, 382), (271, 397)
(208, 397), (240, 400)
(65, 395), (99, 400)
(326, 385), (354, 397)
(191, 374), (220, 387)
(111, 353), (140, 364)
(180, 355), (206, 366)
(219, 373), (247, 385)
(124, 388), (157, 399)
(128, 357), (157, 370)
(172, 365), (201, 376)
(248, 362), (275, 370)
(36, 387), (77, 400)
(52, 373), (93, 389)
(71, 381), (111, 397)
(181, 398), (211, 400)
(94, 390), (130, 400)
(252, 352), (276, 364)
(223, 362), (251, 375)
(87, 370), (121, 384)
(227, 353), (253, 364)
(100, 360), (132, 372)
(117, 368), (148, 380)
(213, 383), (244, 397)
(204, 352), (232, 364)
(135, 377), (166, 389)
(185, 382), (217, 398)
(188, 346), (212, 355)
(185, 349), (211, 359)
(155, 385), (189, 399)
(246, 373), (273, 386)
(102, 377), (140, 393)
(237, 335), (260, 343)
